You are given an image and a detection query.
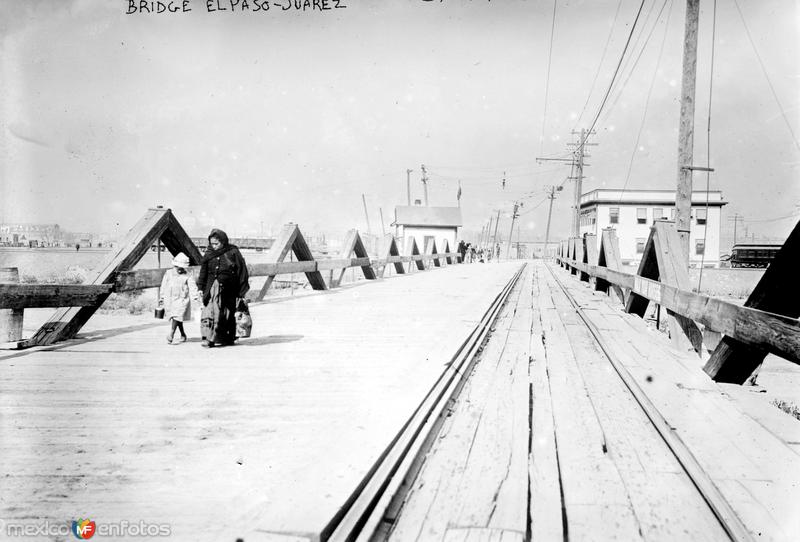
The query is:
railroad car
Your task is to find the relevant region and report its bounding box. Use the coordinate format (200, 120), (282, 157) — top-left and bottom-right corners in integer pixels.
(729, 243), (781, 268)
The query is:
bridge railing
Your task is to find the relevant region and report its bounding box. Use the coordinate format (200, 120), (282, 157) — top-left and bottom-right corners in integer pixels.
(0, 208), (463, 349)
(555, 220), (799, 385)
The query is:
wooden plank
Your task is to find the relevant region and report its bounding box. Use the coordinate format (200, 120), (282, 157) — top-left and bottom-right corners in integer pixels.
(161, 212), (203, 264)
(0, 284), (114, 309)
(0, 262), (524, 541)
(385, 267), (528, 540)
(27, 208), (172, 346)
(255, 224), (327, 299)
(405, 237), (425, 271)
(545, 267), (732, 541)
(555, 266), (800, 541)
(534, 266), (646, 541)
(333, 230), (377, 287)
(705, 219), (800, 383)
(595, 228), (626, 304)
(0, 267), (23, 343)
(528, 266), (565, 541)
(425, 238), (441, 268)
(578, 236), (590, 282)
(561, 259), (800, 365)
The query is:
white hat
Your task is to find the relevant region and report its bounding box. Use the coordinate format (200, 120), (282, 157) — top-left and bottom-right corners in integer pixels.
(172, 253), (190, 268)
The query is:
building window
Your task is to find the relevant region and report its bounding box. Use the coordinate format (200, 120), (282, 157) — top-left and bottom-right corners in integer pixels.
(696, 239), (705, 255)
(696, 208), (707, 225)
(636, 208), (647, 224)
(653, 207), (664, 221)
(636, 238), (646, 254)
(609, 207), (619, 224)
(670, 208), (676, 220)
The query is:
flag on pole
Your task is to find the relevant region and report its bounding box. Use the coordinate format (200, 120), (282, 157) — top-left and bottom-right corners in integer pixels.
(457, 180), (462, 204)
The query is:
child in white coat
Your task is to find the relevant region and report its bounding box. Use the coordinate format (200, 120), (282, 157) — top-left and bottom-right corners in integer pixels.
(159, 253), (199, 344)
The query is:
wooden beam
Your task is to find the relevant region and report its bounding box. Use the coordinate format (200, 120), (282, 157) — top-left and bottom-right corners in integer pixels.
(624, 222), (703, 354)
(333, 230), (377, 287)
(705, 219), (800, 383)
(558, 257), (800, 364)
(0, 284), (114, 309)
(425, 238), (441, 268)
(405, 237), (425, 271)
(595, 229), (626, 304)
(579, 235), (594, 282)
(27, 208), (173, 346)
(0, 267), (23, 343)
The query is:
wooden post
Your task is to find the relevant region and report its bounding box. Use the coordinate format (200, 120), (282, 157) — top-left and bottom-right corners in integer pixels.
(0, 268), (23, 343)
(704, 219), (800, 383)
(581, 234), (598, 283)
(595, 228), (626, 304)
(675, 0), (700, 264)
(624, 221), (703, 355)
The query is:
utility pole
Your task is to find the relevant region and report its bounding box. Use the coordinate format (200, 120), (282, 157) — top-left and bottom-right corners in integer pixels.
(675, 0), (700, 265)
(406, 169), (413, 206)
(544, 185), (562, 259)
(506, 202), (521, 259)
(539, 135), (595, 239)
(361, 193), (372, 234)
(421, 164), (429, 206)
(567, 129), (596, 238)
(491, 209), (501, 260)
(486, 215), (494, 252)
(728, 213), (743, 245)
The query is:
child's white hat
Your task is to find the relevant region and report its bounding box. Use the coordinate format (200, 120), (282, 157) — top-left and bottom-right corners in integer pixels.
(172, 253), (190, 268)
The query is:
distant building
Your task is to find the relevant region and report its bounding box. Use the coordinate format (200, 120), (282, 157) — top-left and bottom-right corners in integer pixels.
(579, 188), (727, 267)
(393, 205), (463, 253)
(0, 223), (63, 247)
(500, 239), (559, 260)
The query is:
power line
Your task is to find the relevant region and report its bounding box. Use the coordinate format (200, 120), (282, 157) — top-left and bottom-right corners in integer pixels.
(577, 0), (648, 151)
(539, 0), (559, 157)
(573, 0), (624, 132)
(697, 0), (718, 292)
(619, 0), (673, 201)
(732, 0), (800, 152)
(600, 0), (674, 127)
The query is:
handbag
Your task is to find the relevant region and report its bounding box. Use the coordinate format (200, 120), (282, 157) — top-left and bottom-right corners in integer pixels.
(235, 298), (252, 338)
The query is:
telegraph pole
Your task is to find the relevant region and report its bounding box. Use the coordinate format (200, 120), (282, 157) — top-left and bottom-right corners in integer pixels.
(506, 202), (521, 259)
(544, 185), (562, 259)
(420, 164), (429, 206)
(728, 213), (743, 244)
(406, 169), (413, 205)
(539, 133), (595, 238)
(361, 193), (372, 234)
(567, 129), (596, 238)
(491, 209), (501, 260)
(675, 0), (700, 264)
(485, 216), (494, 252)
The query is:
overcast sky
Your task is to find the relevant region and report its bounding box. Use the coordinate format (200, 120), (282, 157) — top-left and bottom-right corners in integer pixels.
(1, 0), (798, 245)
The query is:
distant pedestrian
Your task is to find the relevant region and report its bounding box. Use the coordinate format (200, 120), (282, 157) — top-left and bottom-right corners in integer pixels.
(458, 240), (467, 263)
(75, 243), (80, 251)
(159, 252), (199, 345)
(469, 244), (476, 263)
(197, 229), (250, 348)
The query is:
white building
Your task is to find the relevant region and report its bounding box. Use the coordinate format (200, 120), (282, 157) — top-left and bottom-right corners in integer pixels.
(393, 205), (463, 253)
(578, 189), (727, 267)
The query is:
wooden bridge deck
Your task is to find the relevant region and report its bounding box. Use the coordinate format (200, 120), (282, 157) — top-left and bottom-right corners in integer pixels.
(1, 260), (798, 541)
(0, 262), (522, 541)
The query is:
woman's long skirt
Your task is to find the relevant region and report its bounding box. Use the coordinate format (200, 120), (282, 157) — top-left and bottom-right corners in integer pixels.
(200, 280), (237, 345)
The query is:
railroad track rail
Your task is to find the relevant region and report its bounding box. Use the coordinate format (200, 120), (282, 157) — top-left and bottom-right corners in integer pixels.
(544, 262), (753, 542)
(322, 263), (527, 542)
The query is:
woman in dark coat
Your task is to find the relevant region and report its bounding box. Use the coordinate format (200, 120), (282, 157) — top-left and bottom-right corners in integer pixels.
(197, 228), (250, 347)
